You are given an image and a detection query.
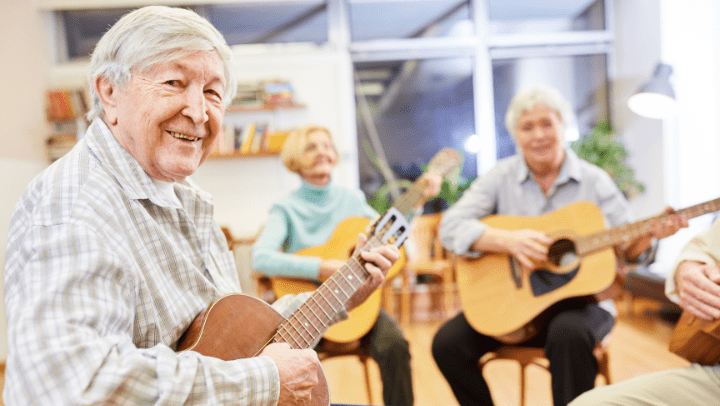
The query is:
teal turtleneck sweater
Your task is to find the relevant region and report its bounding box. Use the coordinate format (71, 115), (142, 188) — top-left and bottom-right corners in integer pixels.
(252, 180), (378, 280)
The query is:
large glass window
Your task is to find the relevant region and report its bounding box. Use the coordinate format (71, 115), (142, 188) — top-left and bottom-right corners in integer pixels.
(492, 54), (609, 159)
(488, 0), (605, 35)
(354, 56), (476, 213)
(349, 0), (471, 41)
(58, 2), (329, 61)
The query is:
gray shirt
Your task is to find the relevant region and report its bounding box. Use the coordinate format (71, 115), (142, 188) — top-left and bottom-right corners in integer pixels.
(440, 148), (633, 316)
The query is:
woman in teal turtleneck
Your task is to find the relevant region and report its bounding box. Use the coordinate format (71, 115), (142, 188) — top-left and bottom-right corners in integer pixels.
(253, 124), (439, 406)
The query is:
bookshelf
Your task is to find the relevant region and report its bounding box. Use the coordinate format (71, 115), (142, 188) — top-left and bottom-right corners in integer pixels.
(210, 102), (306, 159)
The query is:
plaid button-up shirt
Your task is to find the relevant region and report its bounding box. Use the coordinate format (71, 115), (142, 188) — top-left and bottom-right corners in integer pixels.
(4, 118), (318, 405)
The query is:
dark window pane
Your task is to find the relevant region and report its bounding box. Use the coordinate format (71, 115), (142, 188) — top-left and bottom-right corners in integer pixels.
(207, 2), (327, 45)
(492, 53), (609, 159)
(355, 57), (476, 213)
(488, 0), (605, 34)
(349, 0), (471, 41)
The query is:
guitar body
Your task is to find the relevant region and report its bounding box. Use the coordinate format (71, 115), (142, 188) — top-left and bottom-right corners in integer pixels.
(669, 310), (720, 365)
(270, 216), (406, 343)
(456, 201), (616, 343)
(177, 294), (330, 406)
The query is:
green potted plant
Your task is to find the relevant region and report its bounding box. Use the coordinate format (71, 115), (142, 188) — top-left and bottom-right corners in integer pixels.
(570, 119), (645, 199)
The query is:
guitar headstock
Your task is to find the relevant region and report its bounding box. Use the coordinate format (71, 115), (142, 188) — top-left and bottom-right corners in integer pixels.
(427, 148), (463, 180)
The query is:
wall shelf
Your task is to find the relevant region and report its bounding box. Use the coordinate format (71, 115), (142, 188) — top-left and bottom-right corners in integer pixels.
(225, 103), (306, 113)
(208, 151), (280, 159)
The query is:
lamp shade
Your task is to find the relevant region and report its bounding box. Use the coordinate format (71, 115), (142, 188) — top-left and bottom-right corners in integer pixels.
(628, 63), (679, 119)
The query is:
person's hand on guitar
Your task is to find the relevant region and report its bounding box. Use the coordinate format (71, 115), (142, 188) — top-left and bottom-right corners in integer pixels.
(474, 227), (552, 269)
(676, 260), (720, 321)
(260, 343), (321, 405)
(414, 173), (443, 209)
(622, 206), (688, 263)
(345, 232), (401, 312)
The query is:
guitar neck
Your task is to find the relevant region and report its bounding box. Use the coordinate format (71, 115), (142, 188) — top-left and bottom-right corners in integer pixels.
(270, 147), (461, 349)
(273, 235), (384, 349)
(577, 197), (720, 256)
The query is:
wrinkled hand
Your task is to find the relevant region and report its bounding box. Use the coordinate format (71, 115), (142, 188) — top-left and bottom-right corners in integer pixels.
(648, 206), (688, 240)
(261, 343), (321, 406)
(505, 229), (552, 269)
(676, 260), (720, 321)
(345, 233), (401, 311)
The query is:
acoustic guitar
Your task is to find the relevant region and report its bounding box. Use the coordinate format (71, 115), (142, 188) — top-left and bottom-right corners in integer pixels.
(456, 197), (720, 344)
(267, 148), (463, 343)
(177, 208), (411, 406)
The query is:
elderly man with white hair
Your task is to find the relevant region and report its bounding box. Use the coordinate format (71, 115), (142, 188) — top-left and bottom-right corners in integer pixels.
(432, 85), (687, 406)
(4, 6), (399, 405)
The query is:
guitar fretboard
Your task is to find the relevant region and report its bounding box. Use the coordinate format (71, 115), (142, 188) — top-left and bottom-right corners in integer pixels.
(273, 235), (384, 349)
(576, 197), (720, 256)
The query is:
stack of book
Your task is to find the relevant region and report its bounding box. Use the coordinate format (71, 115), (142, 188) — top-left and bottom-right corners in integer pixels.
(262, 81), (294, 105)
(213, 123), (291, 156)
(45, 88), (90, 162)
(231, 82), (264, 108)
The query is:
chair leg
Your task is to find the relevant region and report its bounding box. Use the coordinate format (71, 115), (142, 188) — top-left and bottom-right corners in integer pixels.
(400, 272), (412, 325)
(361, 356), (373, 404)
(519, 364), (526, 406)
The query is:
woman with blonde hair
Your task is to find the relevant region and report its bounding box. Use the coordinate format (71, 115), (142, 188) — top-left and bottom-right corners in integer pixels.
(254, 124), (440, 406)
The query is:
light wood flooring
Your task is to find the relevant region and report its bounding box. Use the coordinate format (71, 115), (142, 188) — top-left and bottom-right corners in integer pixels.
(321, 295), (690, 406)
(0, 296), (689, 406)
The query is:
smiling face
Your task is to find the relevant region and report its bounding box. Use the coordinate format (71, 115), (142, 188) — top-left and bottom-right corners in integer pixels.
(298, 130), (338, 186)
(98, 51), (226, 182)
(514, 103), (566, 175)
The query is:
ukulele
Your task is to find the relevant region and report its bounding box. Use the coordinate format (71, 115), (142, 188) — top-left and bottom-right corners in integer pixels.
(177, 208), (411, 406)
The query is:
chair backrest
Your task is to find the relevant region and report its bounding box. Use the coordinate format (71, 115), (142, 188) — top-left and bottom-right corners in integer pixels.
(408, 213), (445, 263)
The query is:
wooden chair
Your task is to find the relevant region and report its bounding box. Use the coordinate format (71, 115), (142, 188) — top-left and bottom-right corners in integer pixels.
(478, 332), (612, 406)
(399, 213), (455, 325)
(316, 339), (375, 405)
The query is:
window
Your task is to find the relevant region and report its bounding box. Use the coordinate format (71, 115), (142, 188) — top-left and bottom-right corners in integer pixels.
(355, 57), (476, 212)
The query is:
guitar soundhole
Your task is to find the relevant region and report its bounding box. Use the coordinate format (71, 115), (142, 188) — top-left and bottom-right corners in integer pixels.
(547, 239), (577, 267)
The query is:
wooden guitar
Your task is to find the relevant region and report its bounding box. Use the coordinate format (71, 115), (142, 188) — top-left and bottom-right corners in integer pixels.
(267, 148), (463, 343)
(177, 208), (412, 406)
(456, 197), (720, 344)
(669, 310), (720, 365)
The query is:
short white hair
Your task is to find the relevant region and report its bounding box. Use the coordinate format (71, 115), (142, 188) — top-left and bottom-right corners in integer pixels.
(504, 85), (573, 141)
(87, 6), (237, 121)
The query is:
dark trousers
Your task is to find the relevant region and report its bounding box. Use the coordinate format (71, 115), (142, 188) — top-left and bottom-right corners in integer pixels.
(431, 300), (614, 406)
(363, 310), (414, 406)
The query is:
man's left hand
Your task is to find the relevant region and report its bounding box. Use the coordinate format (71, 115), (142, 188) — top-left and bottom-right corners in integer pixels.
(345, 233), (401, 312)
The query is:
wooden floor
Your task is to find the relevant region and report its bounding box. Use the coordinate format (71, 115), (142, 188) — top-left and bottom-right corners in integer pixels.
(321, 295), (690, 406)
(0, 296), (689, 406)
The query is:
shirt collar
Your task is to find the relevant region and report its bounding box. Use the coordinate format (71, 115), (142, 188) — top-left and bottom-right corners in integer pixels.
(85, 118), (205, 208)
(515, 147), (583, 185)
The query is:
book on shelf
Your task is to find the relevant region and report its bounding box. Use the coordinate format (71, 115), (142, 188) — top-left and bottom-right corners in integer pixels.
(46, 88), (89, 122)
(239, 123), (257, 154)
(230, 81), (264, 108)
(46, 133), (78, 161)
(262, 80), (294, 105)
(249, 122), (268, 153)
(264, 130), (291, 154)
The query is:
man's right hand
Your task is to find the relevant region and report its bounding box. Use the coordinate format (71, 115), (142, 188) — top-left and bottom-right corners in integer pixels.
(474, 227), (551, 269)
(676, 260), (720, 321)
(261, 343), (321, 405)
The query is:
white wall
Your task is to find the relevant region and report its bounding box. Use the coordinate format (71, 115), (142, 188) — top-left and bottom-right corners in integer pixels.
(613, 0), (666, 220)
(0, 0), (55, 362)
